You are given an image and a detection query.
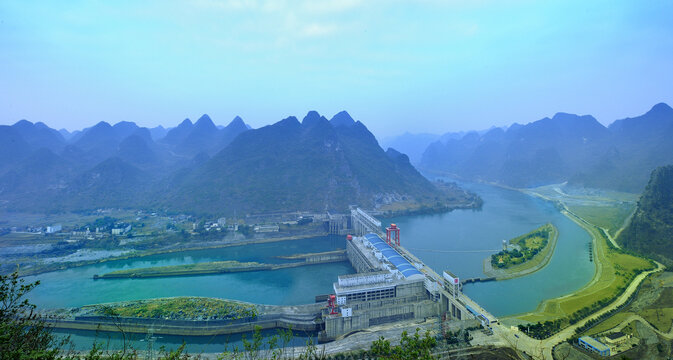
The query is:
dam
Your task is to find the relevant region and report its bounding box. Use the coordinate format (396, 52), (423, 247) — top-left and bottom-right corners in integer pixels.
(318, 208), (497, 341)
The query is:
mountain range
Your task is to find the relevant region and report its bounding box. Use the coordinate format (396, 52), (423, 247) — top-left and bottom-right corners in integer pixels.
(419, 103), (673, 192)
(0, 111), (468, 215)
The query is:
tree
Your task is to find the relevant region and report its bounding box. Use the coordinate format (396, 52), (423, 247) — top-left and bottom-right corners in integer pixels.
(369, 328), (436, 360)
(0, 269), (65, 359)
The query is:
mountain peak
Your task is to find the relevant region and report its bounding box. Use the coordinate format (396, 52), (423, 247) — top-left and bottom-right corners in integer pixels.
(179, 118), (193, 127)
(330, 111), (355, 127)
(229, 116), (245, 127)
(13, 119), (33, 128)
(647, 102), (673, 116)
(302, 110), (321, 123)
(92, 121), (113, 129)
(195, 114), (215, 127)
(302, 111), (329, 128)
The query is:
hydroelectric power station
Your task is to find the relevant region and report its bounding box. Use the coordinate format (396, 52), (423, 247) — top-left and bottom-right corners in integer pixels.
(318, 208), (497, 342)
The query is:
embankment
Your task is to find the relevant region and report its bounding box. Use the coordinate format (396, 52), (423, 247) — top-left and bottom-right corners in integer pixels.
(46, 303), (324, 336)
(95, 250), (347, 279)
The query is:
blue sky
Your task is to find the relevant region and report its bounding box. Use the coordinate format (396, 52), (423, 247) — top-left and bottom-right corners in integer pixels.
(1, 0), (672, 137)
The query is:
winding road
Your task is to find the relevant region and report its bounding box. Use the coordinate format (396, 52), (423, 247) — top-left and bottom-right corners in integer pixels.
(484, 260), (664, 359)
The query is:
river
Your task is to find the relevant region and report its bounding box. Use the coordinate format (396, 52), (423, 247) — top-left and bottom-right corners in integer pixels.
(25, 181), (595, 352)
(389, 181), (594, 316)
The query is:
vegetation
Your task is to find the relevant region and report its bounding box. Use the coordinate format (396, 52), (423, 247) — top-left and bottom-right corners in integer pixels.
(369, 328), (437, 360)
(90, 297), (257, 321)
(618, 165), (673, 265)
(0, 270), (64, 359)
(491, 224), (555, 269)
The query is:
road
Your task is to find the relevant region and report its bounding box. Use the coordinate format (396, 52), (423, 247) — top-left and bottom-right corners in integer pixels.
(481, 261), (664, 359)
(613, 314), (673, 340)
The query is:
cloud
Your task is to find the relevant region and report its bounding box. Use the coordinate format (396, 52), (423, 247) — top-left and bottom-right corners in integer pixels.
(302, 0), (364, 14)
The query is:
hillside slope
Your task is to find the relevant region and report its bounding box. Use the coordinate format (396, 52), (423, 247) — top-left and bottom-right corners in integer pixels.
(618, 165), (673, 265)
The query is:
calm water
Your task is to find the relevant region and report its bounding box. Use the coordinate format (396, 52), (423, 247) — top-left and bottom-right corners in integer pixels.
(28, 236), (352, 352)
(389, 181), (595, 317)
(26, 181), (595, 351)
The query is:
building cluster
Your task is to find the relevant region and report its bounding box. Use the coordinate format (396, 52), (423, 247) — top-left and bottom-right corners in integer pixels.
(578, 332), (633, 357)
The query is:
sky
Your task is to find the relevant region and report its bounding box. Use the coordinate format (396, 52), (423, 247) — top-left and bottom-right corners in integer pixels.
(1, 0), (672, 138)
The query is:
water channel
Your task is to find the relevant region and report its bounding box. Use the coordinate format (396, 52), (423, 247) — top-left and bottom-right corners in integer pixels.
(26, 181), (595, 352)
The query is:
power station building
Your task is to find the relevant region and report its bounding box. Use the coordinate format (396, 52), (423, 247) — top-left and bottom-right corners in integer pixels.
(320, 233), (438, 341)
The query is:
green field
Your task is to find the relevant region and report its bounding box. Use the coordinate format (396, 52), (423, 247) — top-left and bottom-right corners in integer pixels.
(89, 297), (257, 320)
(526, 184), (638, 237)
(566, 203), (635, 237)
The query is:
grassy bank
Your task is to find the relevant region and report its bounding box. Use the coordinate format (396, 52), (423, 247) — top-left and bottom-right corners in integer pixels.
(510, 189), (655, 338)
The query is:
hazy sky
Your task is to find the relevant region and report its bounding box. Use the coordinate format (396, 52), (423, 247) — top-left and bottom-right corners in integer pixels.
(1, 0), (672, 138)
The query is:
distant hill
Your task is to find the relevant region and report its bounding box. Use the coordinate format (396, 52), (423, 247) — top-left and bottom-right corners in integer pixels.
(618, 165), (673, 265)
(161, 115), (249, 157)
(381, 132), (440, 165)
(419, 103), (673, 192)
(0, 111), (475, 216)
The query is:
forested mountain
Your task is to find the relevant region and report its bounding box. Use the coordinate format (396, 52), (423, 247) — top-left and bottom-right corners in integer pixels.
(420, 103), (673, 192)
(158, 111), (461, 215)
(618, 165), (673, 265)
(0, 111), (472, 216)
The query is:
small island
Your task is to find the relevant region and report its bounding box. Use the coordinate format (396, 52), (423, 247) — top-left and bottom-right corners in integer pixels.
(483, 223), (558, 280)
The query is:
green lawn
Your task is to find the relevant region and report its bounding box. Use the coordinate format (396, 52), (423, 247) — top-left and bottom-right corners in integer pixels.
(566, 203), (635, 237)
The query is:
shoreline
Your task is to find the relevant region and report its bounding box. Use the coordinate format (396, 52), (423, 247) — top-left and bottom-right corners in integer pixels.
(482, 224), (559, 281)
